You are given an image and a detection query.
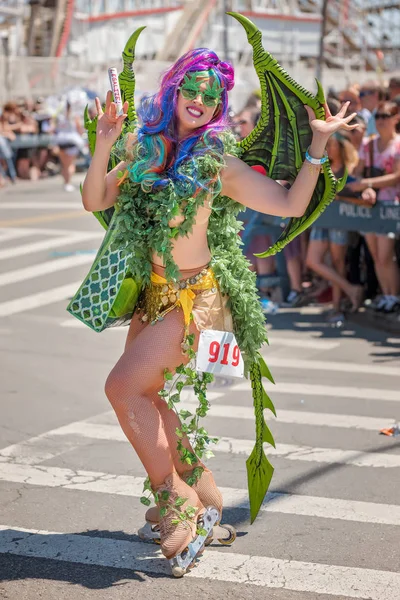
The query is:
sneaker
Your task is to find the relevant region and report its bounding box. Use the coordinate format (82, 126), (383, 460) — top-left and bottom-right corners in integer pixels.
(326, 311), (345, 325)
(382, 296), (400, 314)
(260, 297), (279, 314)
(63, 183), (75, 192)
(368, 295), (386, 311)
(284, 290), (306, 308)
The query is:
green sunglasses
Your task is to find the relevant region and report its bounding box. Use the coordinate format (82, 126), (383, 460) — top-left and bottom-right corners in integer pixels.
(178, 71), (223, 107)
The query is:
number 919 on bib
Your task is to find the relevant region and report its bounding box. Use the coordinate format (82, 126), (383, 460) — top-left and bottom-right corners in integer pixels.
(196, 330), (244, 378)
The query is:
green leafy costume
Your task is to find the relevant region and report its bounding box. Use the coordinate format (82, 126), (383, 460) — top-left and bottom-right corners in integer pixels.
(68, 12), (345, 523)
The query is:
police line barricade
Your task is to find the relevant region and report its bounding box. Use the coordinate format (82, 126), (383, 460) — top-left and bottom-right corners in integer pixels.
(240, 200), (400, 298)
(316, 198), (400, 234)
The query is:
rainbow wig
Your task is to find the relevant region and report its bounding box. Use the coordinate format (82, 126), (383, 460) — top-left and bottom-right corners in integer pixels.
(127, 48), (235, 196)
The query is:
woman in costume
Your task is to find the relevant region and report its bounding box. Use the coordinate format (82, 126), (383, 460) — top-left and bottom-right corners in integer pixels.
(74, 14), (357, 577)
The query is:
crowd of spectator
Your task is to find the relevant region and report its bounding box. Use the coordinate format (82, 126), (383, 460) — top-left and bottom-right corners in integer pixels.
(232, 76), (400, 321)
(0, 96), (87, 191)
(1, 76), (399, 320)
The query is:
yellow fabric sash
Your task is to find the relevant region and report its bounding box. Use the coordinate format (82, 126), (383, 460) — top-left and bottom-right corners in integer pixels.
(150, 269), (217, 332)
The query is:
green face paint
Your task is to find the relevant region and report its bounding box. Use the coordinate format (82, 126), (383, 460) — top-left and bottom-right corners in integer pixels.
(179, 71), (224, 107)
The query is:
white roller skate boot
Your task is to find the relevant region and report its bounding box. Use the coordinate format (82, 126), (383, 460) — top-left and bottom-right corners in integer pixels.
(150, 472), (219, 578)
(138, 467), (236, 546)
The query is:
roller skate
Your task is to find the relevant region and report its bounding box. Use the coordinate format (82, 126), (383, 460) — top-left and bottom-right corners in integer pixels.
(149, 472), (219, 577)
(138, 467), (236, 546)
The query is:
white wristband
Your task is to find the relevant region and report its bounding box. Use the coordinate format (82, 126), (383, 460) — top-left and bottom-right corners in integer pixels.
(305, 146), (328, 165)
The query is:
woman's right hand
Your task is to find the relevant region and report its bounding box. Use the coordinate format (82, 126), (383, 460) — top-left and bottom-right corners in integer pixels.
(94, 90), (128, 150)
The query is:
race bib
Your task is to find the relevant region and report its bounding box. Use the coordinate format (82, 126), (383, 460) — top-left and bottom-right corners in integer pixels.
(196, 330), (244, 378)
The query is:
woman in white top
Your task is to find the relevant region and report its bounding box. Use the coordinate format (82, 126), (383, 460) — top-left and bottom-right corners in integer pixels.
(55, 101), (84, 192)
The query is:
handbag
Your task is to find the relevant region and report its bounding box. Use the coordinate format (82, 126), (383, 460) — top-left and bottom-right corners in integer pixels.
(363, 137), (384, 189)
(67, 213), (141, 332)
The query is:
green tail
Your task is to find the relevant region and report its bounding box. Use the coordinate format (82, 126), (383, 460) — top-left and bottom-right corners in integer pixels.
(247, 353), (276, 523)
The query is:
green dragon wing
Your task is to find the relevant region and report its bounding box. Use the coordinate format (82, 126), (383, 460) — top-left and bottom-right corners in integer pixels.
(84, 27), (146, 230)
(228, 12), (347, 257)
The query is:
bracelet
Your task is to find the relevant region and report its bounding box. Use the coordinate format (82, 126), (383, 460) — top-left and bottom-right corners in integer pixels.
(305, 146), (328, 165)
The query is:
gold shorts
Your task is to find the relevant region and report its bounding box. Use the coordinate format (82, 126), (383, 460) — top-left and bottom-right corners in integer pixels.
(136, 264), (233, 346)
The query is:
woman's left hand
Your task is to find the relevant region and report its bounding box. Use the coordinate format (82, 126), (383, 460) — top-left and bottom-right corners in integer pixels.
(304, 102), (359, 140)
(361, 187), (377, 207)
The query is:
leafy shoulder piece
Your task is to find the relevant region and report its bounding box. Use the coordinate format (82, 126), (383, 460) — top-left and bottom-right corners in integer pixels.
(228, 12), (347, 257)
(84, 27), (146, 230)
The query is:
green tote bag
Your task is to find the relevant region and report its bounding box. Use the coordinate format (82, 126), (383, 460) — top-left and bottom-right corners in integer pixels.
(67, 213), (141, 332)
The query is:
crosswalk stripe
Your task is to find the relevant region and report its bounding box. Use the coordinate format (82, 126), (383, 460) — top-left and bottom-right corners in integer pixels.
(182, 402), (393, 431)
(0, 232), (101, 261)
(264, 356), (400, 377)
(0, 229), (36, 242)
(266, 336), (339, 350)
(0, 280), (82, 316)
(2, 525), (399, 596)
(0, 202), (83, 209)
(234, 380), (400, 402)
(0, 462), (399, 526)
(38, 422), (400, 469)
(0, 254), (95, 287)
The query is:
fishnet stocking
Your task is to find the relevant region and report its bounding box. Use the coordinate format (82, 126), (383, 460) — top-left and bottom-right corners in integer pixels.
(105, 303), (200, 488)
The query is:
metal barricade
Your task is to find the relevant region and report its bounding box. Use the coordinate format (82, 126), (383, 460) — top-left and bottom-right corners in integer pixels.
(240, 200), (400, 299)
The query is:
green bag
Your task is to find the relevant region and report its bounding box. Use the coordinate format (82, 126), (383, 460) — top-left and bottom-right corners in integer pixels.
(67, 214), (141, 332)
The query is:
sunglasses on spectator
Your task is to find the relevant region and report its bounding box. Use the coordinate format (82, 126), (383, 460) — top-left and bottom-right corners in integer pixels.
(375, 112), (394, 120)
(359, 90), (376, 98)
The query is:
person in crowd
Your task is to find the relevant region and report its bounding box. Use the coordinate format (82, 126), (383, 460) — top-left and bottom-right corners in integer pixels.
(388, 77), (400, 101)
(339, 88), (361, 117)
(55, 101), (84, 192)
(345, 115), (379, 300)
(348, 100), (400, 313)
(2, 101), (40, 179)
(0, 112), (17, 184)
(347, 114), (367, 150)
(392, 94), (400, 134)
(233, 106), (277, 309)
(32, 97), (55, 176)
(306, 133), (371, 323)
(233, 106), (259, 140)
(359, 80), (381, 135)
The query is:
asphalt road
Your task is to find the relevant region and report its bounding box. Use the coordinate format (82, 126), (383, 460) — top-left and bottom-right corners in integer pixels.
(0, 175), (399, 600)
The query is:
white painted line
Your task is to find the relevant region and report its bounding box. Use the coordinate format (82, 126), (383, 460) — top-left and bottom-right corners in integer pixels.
(0, 232), (101, 261)
(0, 401), (218, 465)
(4, 526), (400, 596)
(1, 227), (102, 237)
(0, 229), (35, 242)
(47, 422), (400, 469)
(0, 280), (82, 316)
(264, 356), (400, 378)
(0, 202), (83, 210)
(0, 412), (111, 465)
(234, 381), (400, 402)
(181, 401), (394, 432)
(268, 337), (339, 350)
(53, 403), (390, 434)
(1, 463), (399, 527)
(60, 318), (122, 329)
(1, 526), (400, 597)
(0, 254), (95, 287)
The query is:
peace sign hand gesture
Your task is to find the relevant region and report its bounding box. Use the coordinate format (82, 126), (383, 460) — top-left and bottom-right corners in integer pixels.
(94, 90), (128, 150)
